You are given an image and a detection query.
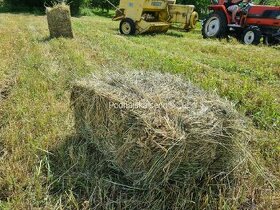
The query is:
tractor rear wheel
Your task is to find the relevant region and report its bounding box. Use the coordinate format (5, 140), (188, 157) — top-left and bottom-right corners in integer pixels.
(120, 18), (136, 35)
(240, 26), (261, 45)
(263, 29), (280, 46)
(263, 36), (279, 46)
(202, 11), (227, 39)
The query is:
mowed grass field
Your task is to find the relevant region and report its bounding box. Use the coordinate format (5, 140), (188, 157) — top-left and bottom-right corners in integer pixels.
(0, 12), (279, 209)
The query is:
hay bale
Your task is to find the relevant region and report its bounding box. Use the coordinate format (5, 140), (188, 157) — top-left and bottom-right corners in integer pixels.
(71, 70), (252, 208)
(46, 3), (74, 38)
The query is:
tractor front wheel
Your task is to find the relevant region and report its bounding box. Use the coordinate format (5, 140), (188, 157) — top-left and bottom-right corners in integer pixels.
(202, 11), (227, 39)
(240, 26), (261, 45)
(120, 18), (136, 35)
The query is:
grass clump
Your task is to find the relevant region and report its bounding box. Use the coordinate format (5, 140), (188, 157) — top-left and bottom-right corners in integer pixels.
(71, 70), (260, 209)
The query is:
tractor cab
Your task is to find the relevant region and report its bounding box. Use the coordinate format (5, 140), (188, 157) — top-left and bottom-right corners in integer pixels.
(209, 0), (257, 25)
(202, 0), (280, 45)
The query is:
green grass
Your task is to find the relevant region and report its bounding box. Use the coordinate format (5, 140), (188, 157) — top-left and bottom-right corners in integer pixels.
(0, 13), (279, 209)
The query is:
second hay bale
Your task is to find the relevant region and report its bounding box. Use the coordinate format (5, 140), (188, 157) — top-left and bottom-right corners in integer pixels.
(46, 3), (74, 38)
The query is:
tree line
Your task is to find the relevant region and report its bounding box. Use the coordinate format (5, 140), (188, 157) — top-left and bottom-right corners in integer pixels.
(3, 0), (84, 14)
(3, 0), (279, 15)
(90, 0), (209, 14)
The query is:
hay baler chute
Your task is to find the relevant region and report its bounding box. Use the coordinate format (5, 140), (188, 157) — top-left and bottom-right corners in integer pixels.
(113, 0), (198, 35)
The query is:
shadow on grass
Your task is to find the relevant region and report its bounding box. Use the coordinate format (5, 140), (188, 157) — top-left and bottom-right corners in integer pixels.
(37, 36), (52, 43)
(113, 28), (199, 38)
(46, 133), (240, 209)
(164, 31), (184, 38)
(36, 36), (75, 43)
(188, 29), (203, 35)
(124, 31), (184, 38)
(47, 134), (138, 209)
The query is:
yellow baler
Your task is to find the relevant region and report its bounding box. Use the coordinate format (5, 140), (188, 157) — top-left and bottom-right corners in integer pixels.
(113, 0), (198, 35)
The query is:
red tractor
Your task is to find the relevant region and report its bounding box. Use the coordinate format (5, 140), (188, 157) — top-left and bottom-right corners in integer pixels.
(202, 0), (280, 45)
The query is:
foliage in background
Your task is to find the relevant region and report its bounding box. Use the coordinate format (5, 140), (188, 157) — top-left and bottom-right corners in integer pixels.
(86, 0), (118, 12)
(1, 0), (279, 15)
(86, 0), (209, 14)
(258, 0), (280, 5)
(87, 0), (279, 15)
(2, 0), (86, 15)
(177, 0), (209, 14)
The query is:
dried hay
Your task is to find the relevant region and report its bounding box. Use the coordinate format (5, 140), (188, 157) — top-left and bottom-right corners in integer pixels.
(71, 70), (256, 208)
(46, 3), (74, 39)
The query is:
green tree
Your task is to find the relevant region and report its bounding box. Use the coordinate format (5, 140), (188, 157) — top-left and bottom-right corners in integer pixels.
(176, 0), (209, 14)
(90, 0), (209, 14)
(90, 0), (119, 12)
(258, 0), (280, 5)
(3, 0), (85, 15)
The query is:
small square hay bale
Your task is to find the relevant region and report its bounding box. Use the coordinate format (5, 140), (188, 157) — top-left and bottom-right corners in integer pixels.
(46, 3), (74, 38)
(71, 70), (252, 207)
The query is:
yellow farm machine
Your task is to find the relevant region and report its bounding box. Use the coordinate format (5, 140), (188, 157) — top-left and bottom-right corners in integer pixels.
(113, 0), (198, 35)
